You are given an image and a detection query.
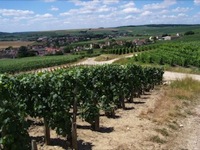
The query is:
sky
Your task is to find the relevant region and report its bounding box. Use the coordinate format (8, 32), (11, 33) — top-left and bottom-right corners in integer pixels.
(0, 0), (200, 32)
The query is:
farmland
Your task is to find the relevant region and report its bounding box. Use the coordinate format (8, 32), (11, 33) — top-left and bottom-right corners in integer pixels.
(0, 64), (163, 150)
(1, 24), (200, 150)
(1, 24), (200, 41)
(132, 41), (200, 67)
(0, 54), (83, 73)
(0, 41), (34, 49)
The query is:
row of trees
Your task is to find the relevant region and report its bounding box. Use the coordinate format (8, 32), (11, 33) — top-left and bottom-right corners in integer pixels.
(0, 64), (164, 150)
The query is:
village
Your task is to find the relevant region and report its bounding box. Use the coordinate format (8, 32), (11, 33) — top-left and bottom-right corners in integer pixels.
(0, 32), (181, 59)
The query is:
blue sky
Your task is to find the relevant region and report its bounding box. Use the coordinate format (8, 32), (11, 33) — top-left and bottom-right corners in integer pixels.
(0, 0), (200, 32)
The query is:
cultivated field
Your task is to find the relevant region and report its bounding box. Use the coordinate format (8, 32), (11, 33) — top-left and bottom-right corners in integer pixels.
(0, 54), (83, 73)
(0, 41), (34, 49)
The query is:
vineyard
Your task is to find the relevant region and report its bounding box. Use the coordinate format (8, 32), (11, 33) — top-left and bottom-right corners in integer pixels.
(0, 64), (163, 149)
(0, 55), (83, 74)
(132, 41), (200, 67)
(108, 44), (158, 55)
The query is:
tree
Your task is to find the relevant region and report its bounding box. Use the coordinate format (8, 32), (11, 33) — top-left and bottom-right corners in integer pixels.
(119, 49), (122, 55)
(184, 31), (194, 35)
(5, 46), (13, 50)
(63, 46), (72, 53)
(87, 49), (93, 54)
(17, 46), (29, 58)
(159, 57), (164, 65)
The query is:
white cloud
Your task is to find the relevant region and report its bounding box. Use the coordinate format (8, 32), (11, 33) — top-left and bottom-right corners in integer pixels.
(160, 9), (169, 14)
(172, 7), (191, 13)
(177, 13), (188, 17)
(103, 0), (119, 5)
(122, 7), (140, 13)
(73, 0), (100, 7)
(97, 5), (115, 12)
(125, 15), (135, 20)
(121, 2), (140, 14)
(64, 21), (71, 24)
(30, 13), (55, 22)
(194, 0), (200, 5)
(143, 0), (176, 10)
(43, 0), (56, 2)
(121, 1), (135, 8)
(60, 1), (116, 16)
(35, 13), (53, 18)
(1, 0), (199, 32)
(140, 11), (152, 16)
(51, 6), (59, 11)
(0, 9), (34, 16)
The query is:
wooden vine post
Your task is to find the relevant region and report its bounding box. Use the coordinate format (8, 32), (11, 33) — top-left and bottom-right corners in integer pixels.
(119, 93), (125, 110)
(31, 140), (38, 150)
(92, 99), (100, 131)
(71, 86), (78, 150)
(128, 88), (135, 103)
(44, 118), (50, 145)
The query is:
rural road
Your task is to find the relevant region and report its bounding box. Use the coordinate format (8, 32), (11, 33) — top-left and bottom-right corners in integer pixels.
(35, 55), (200, 81)
(165, 104), (200, 150)
(77, 56), (200, 81)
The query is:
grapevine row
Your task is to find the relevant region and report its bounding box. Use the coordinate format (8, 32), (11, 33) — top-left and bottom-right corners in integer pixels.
(133, 42), (200, 67)
(0, 64), (163, 149)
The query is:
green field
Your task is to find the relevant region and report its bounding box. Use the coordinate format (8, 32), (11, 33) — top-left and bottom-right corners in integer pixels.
(0, 55), (83, 74)
(1, 24), (200, 41)
(114, 33), (200, 74)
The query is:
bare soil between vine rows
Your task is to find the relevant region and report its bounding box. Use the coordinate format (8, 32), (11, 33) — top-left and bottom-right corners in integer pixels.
(29, 88), (165, 150)
(29, 87), (200, 150)
(27, 56), (200, 149)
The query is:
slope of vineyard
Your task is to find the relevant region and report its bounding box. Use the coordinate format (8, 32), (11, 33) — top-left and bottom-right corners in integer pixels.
(0, 64), (163, 149)
(133, 41), (200, 67)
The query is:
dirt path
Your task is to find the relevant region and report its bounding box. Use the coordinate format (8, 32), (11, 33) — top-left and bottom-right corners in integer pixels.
(31, 55), (200, 81)
(76, 57), (119, 65)
(164, 71), (200, 81)
(165, 104), (200, 150)
(77, 56), (200, 81)
(31, 89), (164, 150)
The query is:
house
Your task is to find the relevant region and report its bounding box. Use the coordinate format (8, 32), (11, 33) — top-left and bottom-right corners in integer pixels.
(73, 46), (83, 52)
(45, 47), (60, 54)
(116, 40), (124, 46)
(149, 36), (156, 42)
(133, 39), (147, 46)
(162, 36), (171, 40)
(37, 36), (48, 42)
(90, 43), (100, 49)
(162, 35), (179, 41)
(0, 48), (18, 58)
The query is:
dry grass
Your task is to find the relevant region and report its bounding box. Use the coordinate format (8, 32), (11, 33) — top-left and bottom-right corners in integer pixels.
(155, 128), (169, 137)
(94, 54), (119, 61)
(140, 77), (200, 124)
(150, 135), (166, 144)
(0, 41), (34, 49)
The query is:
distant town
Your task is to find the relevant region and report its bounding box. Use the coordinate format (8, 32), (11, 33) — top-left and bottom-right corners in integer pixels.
(0, 25), (187, 59)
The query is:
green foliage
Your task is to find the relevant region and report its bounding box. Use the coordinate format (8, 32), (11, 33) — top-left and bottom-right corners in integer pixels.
(63, 46), (73, 53)
(0, 64), (164, 148)
(0, 55), (83, 74)
(184, 31), (195, 35)
(87, 49), (93, 54)
(17, 46), (35, 58)
(0, 75), (30, 150)
(132, 41), (200, 68)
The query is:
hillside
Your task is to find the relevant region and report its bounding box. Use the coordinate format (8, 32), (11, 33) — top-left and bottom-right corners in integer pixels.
(1, 24), (200, 41)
